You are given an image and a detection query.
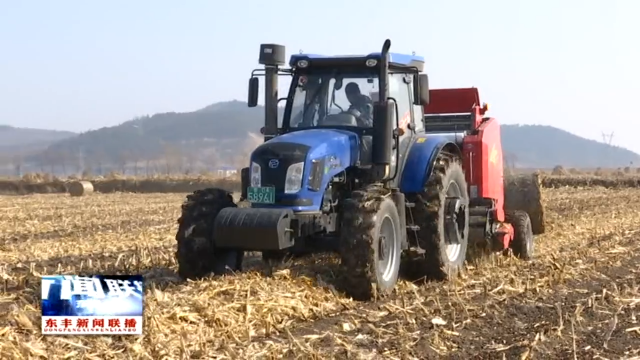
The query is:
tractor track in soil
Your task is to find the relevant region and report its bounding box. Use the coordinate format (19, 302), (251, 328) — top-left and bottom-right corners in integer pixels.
(245, 231), (640, 359)
(0, 188), (639, 359)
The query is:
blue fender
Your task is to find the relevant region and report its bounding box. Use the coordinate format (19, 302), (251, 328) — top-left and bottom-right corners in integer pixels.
(399, 135), (462, 193)
(251, 129), (359, 212)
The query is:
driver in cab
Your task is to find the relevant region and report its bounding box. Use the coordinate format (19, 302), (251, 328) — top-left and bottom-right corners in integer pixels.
(345, 82), (373, 126)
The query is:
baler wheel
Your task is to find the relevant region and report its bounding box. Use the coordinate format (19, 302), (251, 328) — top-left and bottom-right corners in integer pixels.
(504, 174), (545, 235)
(175, 188), (244, 279)
(505, 210), (534, 260)
(339, 187), (402, 301)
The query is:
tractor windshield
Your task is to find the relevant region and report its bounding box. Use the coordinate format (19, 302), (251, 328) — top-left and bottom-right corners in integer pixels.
(287, 71), (380, 129)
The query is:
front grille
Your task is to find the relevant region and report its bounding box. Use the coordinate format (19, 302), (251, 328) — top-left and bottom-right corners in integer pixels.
(252, 142), (310, 193)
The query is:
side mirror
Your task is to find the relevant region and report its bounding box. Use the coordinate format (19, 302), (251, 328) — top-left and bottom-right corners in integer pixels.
(248, 77), (259, 107)
(413, 74), (430, 106)
(334, 78), (343, 91)
(371, 99), (394, 166)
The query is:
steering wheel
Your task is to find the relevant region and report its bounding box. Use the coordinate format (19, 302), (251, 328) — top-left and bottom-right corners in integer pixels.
(320, 112), (358, 126)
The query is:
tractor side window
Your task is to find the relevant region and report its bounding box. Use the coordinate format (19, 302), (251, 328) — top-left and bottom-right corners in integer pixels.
(277, 76), (293, 128)
(409, 77), (424, 132)
(388, 73), (412, 133)
(288, 84), (306, 127)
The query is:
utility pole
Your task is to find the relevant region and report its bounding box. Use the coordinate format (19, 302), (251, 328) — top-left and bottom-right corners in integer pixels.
(601, 131), (615, 167)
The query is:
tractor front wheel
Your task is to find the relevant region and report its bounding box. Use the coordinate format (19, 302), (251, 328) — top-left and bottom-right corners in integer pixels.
(175, 188), (244, 279)
(339, 188), (402, 301)
(506, 210), (534, 260)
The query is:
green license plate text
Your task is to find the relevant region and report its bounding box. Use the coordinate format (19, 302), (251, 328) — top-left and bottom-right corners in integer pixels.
(247, 186), (275, 204)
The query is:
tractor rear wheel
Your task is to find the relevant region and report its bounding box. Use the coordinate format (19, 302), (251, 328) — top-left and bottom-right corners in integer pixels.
(339, 188), (402, 301)
(410, 157), (470, 280)
(506, 210), (534, 260)
(176, 188), (244, 279)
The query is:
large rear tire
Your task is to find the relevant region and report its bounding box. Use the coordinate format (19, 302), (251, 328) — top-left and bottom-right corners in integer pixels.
(409, 157), (470, 280)
(176, 188), (244, 279)
(340, 187), (402, 301)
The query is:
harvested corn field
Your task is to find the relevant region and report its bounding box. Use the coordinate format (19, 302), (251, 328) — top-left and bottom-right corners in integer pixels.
(1, 187), (639, 359)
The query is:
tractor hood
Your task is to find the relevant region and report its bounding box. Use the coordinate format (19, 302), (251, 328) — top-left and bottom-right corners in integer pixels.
(273, 128), (360, 161)
(249, 128), (360, 211)
(251, 128), (360, 166)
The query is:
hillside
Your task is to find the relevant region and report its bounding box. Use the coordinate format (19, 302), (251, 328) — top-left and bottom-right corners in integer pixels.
(0, 125), (76, 154)
(501, 125), (640, 168)
(20, 101), (265, 174)
(9, 102), (639, 175)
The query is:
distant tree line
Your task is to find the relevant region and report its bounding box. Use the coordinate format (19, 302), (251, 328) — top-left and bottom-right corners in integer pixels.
(0, 142), (251, 177)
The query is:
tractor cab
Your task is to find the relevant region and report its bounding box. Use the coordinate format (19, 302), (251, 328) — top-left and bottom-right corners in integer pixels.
(245, 44), (430, 211)
(278, 53), (428, 133)
(248, 47), (429, 138)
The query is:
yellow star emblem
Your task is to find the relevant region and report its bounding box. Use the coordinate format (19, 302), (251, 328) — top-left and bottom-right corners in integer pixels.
(489, 144), (498, 165)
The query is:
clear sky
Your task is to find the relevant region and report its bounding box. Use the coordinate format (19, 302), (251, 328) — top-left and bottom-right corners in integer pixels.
(1, 1), (638, 151)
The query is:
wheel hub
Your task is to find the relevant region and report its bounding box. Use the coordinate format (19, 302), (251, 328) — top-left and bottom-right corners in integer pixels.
(377, 215), (398, 282)
(443, 180), (468, 262)
(444, 197), (467, 245)
(378, 235), (389, 260)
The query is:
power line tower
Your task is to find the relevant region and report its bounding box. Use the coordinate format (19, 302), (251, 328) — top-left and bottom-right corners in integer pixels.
(601, 132), (614, 146)
(601, 131), (615, 167)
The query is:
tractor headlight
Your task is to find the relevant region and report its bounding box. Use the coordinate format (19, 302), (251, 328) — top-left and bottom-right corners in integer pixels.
(284, 162), (304, 194)
(250, 162), (261, 187)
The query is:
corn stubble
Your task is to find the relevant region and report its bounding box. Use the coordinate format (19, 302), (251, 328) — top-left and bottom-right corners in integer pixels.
(0, 187), (639, 359)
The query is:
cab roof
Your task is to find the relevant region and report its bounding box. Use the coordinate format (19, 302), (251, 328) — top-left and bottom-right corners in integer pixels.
(289, 52), (425, 72)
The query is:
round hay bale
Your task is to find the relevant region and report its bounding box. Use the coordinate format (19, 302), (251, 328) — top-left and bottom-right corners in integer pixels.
(21, 173), (41, 183)
(551, 165), (568, 176)
(504, 173), (545, 235)
(106, 171), (125, 180)
(68, 180), (94, 197)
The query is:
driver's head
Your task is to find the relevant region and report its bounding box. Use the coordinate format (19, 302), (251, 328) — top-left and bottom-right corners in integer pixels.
(345, 82), (361, 104)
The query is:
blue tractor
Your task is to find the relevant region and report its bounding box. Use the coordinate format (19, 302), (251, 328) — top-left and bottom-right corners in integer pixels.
(175, 39), (475, 301)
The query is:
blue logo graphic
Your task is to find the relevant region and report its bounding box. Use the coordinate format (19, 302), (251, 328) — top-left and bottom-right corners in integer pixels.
(41, 275), (144, 317)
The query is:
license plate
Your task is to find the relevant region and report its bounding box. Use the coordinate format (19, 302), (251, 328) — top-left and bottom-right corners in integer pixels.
(247, 186), (275, 204)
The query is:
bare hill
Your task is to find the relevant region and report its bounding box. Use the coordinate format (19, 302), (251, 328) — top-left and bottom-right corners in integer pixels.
(501, 124), (640, 168)
(0, 125), (76, 154)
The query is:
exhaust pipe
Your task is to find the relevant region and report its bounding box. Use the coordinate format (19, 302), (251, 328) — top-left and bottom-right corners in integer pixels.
(258, 44), (286, 141)
(371, 39), (393, 179)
